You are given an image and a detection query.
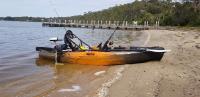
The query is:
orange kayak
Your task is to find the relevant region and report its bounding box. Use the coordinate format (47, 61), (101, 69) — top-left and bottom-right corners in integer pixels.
(36, 47), (165, 66)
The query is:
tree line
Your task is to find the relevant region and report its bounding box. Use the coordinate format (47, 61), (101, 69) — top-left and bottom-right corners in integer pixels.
(67, 0), (200, 26)
(0, 16), (46, 22)
(1, 0), (200, 26)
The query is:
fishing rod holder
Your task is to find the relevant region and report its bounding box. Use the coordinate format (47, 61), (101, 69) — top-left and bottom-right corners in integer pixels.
(49, 37), (63, 42)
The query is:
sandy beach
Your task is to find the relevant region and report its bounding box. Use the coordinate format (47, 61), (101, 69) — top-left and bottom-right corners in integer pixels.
(90, 29), (200, 97)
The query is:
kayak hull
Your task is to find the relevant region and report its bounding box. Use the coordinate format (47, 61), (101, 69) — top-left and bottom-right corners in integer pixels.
(38, 49), (164, 65)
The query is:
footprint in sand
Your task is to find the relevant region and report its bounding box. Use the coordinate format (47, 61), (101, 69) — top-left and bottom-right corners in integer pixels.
(184, 41), (195, 44)
(194, 36), (199, 39)
(195, 45), (200, 49)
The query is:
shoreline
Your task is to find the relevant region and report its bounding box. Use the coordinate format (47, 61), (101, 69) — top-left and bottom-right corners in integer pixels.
(98, 29), (200, 97)
(1, 28), (199, 97)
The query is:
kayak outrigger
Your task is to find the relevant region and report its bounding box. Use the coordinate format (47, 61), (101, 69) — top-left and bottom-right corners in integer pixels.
(36, 30), (168, 65)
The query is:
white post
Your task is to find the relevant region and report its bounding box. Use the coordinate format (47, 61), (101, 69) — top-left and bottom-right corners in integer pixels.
(122, 21), (125, 27)
(82, 20), (85, 25)
(156, 21), (158, 29)
(125, 21), (128, 27)
(156, 21), (159, 29)
(113, 21), (116, 26)
(79, 20), (82, 24)
(93, 20), (96, 26)
(109, 21), (111, 26)
(135, 21), (138, 27)
(49, 19), (51, 26)
(97, 20), (100, 27)
(117, 21), (119, 26)
(147, 21), (149, 26)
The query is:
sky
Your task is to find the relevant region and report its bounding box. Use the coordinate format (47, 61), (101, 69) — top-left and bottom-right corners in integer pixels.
(0, 0), (133, 17)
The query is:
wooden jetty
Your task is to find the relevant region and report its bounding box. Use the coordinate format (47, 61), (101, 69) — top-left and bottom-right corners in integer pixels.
(42, 20), (158, 30)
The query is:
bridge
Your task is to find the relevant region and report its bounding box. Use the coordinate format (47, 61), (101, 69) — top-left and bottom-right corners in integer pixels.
(42, 20), (160, 30)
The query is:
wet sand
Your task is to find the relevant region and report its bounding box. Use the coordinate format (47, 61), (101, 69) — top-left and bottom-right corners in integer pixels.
(91, 29), (200, 97)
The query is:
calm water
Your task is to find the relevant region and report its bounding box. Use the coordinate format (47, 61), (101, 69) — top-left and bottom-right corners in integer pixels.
(0, 21), (113, 81)
(0, 21), (146, 97)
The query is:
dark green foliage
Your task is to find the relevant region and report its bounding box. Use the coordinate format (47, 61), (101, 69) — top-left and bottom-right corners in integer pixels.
(1, 16), (47, 22)
(66, 0), (200, 26)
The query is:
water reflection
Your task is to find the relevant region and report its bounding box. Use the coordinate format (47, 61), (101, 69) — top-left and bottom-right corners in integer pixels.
(35, 58), (108, 97)
(35, 58), (107, 77)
